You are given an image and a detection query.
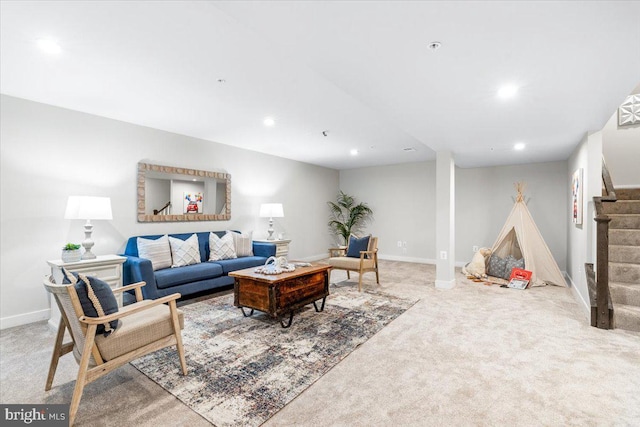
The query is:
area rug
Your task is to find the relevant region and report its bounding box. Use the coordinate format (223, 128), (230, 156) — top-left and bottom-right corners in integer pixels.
(131, 282), (418, 426)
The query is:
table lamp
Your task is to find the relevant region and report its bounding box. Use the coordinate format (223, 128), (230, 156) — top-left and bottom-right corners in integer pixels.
(64, 196), (113, 259)
(259, 203), (284, 240)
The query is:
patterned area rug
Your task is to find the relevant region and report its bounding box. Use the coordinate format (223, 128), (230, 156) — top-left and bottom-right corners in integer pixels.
(131, 282), (418, 426)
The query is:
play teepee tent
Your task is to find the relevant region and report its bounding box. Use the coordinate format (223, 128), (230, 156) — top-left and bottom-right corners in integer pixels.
(490, 184), (566, 287)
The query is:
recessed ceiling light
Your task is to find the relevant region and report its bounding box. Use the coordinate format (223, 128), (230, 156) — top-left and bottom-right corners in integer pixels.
(428, 41), (442, 51)
(497, 84), (518, 99)
(36, 38), (61, 54)
(350, 149), (358, 156)
(514, 142), (526, 151)
(263, 117), (275, 127)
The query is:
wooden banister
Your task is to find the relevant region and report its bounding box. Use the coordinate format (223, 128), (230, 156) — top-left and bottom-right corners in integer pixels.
(589, 158), (617, 329)
(153, 201), (171, 215)
(601, 158), (616, 200)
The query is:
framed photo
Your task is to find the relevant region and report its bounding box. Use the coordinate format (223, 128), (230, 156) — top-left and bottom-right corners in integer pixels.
(571, 168), (583, 225)
(183, 192), (203, 214)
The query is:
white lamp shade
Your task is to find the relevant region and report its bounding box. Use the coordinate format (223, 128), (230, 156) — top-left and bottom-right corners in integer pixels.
(259, 203), (284, 218)
(64, 196), (113, 220)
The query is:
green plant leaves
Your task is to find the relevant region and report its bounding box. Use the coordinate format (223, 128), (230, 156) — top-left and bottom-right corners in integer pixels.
(327, 191), (373, 245)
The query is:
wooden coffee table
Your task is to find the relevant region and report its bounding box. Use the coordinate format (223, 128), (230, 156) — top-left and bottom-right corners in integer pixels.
(230, 263), (331, 328)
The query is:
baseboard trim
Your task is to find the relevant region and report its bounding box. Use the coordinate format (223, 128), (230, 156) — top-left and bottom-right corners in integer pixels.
(0, 308), (50, 330)
(321, 253), (468, 267)
(299, 253), (330, 262)
(378, 255), (436, 264)
(565, 272), (590, 322)
(435, 279), (456, 289)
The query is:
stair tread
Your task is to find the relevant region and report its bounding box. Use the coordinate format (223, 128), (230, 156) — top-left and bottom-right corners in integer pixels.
(610, 281), (640, 289)
(609, 261), (640, 266)
(613, 303), (640, 314)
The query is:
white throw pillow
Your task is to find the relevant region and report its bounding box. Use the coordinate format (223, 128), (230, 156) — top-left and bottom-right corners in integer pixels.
(226, 230), (253, 257)
(137, 235), (172, 271)
(209, 232), (237, 261)
(169, 234), (202, 268)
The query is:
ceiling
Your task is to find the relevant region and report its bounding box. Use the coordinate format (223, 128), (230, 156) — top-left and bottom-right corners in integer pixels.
(1, 1), (639, 170)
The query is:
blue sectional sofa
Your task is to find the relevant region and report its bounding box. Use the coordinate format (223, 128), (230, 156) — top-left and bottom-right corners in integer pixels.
(121, 231), (276, 300)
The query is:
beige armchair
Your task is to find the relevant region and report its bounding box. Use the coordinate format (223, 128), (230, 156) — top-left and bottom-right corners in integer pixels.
(43, 276), (187, 426)
(327, 236), (379, 291)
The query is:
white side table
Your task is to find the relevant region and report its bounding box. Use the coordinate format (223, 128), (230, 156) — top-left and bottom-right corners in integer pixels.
(47, 255), (126, 327)
(255, 239), (291, 258)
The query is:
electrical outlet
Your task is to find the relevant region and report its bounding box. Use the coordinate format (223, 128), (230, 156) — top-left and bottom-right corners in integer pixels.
(402, 241), (407, 247)
(473, 245), (479, 253)
(440, 251), (447, 260)
(397, 240), (402, 248)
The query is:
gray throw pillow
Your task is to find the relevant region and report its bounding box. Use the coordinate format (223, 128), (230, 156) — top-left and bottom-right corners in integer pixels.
(487, 255), (507, 278)
(503, 255), (525, 280)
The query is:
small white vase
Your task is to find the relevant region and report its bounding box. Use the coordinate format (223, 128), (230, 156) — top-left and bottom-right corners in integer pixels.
(61, 249), (82, 263)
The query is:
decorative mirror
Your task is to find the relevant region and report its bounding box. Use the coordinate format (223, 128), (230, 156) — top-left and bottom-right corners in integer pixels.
(137, 162), (231, 222)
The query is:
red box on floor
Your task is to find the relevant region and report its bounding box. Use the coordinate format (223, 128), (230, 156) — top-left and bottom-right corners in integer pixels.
(509, 268), (532, 281)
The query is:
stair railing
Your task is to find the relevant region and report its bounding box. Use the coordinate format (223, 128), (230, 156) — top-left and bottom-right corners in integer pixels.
(586, 158), (616, 329)
(153, 201), (171, 215)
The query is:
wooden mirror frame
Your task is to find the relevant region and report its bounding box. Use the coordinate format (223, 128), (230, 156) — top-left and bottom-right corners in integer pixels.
(137, 162), (231, 222)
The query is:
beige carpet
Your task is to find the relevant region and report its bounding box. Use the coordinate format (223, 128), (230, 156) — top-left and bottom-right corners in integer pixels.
(1, 260), (639, 426)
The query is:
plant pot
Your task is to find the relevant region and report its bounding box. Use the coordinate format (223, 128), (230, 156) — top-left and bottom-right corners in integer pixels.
(61, 249), (82, 263)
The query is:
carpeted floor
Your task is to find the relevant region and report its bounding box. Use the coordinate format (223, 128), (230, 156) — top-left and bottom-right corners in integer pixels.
(1, 260), (639, 426)
(131, 284), (417, 427)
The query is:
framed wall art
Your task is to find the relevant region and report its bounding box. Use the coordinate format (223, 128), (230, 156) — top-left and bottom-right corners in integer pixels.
(571, 168), (583, 225)
(618, 94), (640, 126)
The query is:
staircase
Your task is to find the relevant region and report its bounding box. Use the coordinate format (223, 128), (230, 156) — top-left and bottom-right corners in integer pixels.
(602, 188), (640, 332)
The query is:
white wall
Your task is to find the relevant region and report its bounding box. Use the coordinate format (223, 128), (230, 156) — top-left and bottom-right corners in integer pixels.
(0, 95), (339, 329)
(339, 160), (568, 270)
(566, 131), (602, 318)
(602, 88), (640, 188)
(456, 161), (569, 270)
(339, 162), (437, 263)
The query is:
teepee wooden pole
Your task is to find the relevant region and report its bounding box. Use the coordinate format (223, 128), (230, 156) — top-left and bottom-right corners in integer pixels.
(514, 182), (525, 203)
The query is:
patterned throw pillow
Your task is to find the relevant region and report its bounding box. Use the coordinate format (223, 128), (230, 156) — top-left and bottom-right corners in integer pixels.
(487, 255), (507, 278)
(62, 268), (119, 337)
(169, 234), (202, 268)
(503, 255), (525, 279)
(137, 235), (172, 271)
(346, 234), (371, 258)
(209, 232), (237, 261)
(226, 230), (253, 257)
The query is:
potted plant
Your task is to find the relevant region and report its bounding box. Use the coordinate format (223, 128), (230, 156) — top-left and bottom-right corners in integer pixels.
(327, 191), (373, 246)
(61, 243), (82, 263)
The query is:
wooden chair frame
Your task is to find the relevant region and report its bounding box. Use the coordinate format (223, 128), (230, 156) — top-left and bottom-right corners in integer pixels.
(327, 241), (380, 292)
(44, 279), (187, 426)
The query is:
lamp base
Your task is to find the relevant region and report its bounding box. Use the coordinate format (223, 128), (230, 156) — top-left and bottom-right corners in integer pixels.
(81, 220), (97, 260)
(266, 217), (275, 240)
